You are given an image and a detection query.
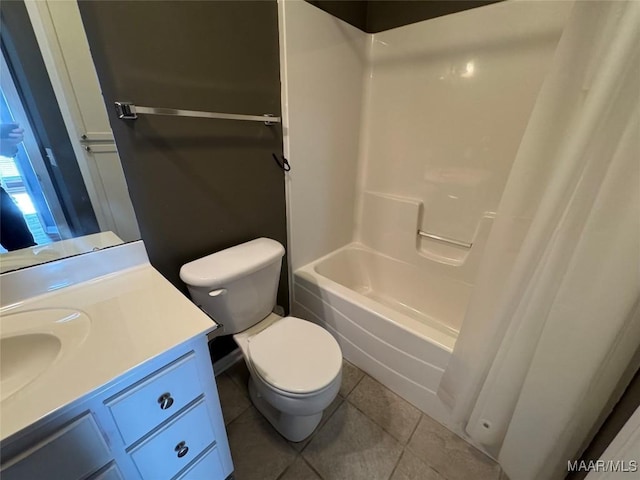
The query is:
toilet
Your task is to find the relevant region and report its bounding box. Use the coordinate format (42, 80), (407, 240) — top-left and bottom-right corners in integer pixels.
(179, 238), (342, 442)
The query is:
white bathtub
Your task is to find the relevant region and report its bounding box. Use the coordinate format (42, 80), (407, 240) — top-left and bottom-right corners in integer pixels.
(293, 242), (472, 423)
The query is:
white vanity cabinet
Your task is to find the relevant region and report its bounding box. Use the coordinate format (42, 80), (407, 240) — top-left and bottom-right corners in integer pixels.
(0, 414), (113, 480)
(0, 335), (233, 480)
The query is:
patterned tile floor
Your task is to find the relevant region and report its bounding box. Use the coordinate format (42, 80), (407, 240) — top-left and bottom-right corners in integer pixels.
(216, 359), (506, 480)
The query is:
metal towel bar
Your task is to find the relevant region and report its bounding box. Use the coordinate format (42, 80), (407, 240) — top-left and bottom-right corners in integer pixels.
(417, 230), (472, 249)
(114, 102), (280, 126)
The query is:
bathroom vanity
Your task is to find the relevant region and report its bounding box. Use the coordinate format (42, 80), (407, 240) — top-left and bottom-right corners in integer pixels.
(0, 242), (233, 479)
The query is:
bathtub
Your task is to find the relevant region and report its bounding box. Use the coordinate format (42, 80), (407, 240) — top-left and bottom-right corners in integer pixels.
(293, 242), (472, 423)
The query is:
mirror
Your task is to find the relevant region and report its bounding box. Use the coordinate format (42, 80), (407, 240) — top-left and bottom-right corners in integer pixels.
(0, 0), (139, 274)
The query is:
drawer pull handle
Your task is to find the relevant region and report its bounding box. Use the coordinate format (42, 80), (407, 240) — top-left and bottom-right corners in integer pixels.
(157, 392), (174, 410)
(175, 441), (189, 458)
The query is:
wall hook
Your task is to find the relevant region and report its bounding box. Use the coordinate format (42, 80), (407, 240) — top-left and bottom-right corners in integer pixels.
(272, 153), (291, 172)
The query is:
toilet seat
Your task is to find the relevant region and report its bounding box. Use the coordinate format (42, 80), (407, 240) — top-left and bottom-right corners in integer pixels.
(253, 368), (340, 400)
(247, 316), (342, 395)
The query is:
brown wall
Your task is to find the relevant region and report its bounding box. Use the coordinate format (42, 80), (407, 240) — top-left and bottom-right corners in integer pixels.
(78, 1), (288, 359)
(306, 1), (368, 30)
(366, 0), (502, 32)
(567, 365), (640, 480)
(307, 0), (501, 33)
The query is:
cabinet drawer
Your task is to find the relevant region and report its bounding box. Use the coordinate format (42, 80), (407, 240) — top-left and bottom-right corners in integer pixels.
(1, 414), (111, 480)
(107, 353), (202, 445)
(130, 399), (215, 480)
(89, 462), (124, 480)
(174, 443), (225, 480)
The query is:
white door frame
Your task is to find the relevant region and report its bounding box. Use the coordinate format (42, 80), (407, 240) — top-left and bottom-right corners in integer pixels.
(24, 0), (140, 242)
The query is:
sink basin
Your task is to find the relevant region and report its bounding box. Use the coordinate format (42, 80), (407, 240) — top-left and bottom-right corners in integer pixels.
(0, 309), (90, 402)
(1, 334), (61, 401)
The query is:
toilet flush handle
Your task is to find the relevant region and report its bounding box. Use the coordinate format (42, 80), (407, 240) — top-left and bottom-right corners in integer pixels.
(208, 288), (227, 297)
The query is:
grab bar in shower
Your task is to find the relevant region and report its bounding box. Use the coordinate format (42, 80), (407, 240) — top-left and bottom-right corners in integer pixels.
(417, 230), (472, 249)
(114, 102), (281, 126)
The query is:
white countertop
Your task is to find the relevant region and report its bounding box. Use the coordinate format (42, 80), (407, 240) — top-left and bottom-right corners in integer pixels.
(0, 242), (217, 442)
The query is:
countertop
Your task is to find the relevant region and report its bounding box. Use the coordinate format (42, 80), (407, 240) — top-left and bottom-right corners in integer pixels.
(0, 242), (218, 442)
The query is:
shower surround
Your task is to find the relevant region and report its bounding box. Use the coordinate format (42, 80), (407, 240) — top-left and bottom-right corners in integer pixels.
(280, 0), (571, 425)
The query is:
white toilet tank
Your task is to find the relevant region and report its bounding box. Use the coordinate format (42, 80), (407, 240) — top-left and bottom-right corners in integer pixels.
(179, 238), (285, 334)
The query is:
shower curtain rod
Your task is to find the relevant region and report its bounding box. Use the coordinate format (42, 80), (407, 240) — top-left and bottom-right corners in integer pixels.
(114, 102), (281, 126)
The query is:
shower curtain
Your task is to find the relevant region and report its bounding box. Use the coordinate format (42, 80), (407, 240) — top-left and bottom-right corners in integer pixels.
(438, 1), (640, 479)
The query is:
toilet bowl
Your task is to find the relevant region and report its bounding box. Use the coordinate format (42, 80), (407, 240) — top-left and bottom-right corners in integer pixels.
(235, 314), (341, 441)
(180, 238), (343, 442)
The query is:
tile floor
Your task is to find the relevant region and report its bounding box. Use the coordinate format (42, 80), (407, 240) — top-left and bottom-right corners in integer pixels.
(216, 359), (505, 480)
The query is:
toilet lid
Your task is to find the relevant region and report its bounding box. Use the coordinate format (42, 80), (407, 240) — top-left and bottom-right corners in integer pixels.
(247, 317), (342, 394)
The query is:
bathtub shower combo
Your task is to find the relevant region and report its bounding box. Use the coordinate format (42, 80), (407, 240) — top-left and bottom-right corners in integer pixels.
(295, 243), (463, 422)
(282, 1), (571, 424)
(294, 204), (494, 423)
